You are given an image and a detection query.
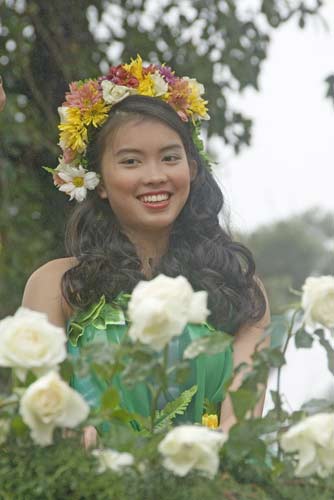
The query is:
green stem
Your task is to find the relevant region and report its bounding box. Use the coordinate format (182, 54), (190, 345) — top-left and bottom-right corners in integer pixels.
(276, 308), (301, 457)
(149, 345), (169, 433)
(0, 399), (18, 410)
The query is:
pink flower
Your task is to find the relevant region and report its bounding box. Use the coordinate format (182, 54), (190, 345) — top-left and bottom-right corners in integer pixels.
(167, 79), (191, 120)
(64, 81), (101, 110)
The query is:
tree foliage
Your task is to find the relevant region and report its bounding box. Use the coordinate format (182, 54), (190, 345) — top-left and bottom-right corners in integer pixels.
(241, 208), (334, 312)
(0, 0), (323, 316)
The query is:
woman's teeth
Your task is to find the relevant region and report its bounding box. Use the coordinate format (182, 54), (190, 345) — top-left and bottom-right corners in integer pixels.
(140, 193), (170, 203)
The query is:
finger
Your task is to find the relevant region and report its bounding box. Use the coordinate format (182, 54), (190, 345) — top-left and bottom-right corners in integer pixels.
(83, 425), (97, 449)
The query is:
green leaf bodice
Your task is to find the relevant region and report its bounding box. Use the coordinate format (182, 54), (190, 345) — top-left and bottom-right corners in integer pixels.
(67, 295), (233, 424)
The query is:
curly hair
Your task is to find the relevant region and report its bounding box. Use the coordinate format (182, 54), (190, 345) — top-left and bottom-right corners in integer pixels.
(61, 95), (266, 333)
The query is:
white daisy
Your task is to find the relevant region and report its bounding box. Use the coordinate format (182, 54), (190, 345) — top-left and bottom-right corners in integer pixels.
(55, 163), (99, 202)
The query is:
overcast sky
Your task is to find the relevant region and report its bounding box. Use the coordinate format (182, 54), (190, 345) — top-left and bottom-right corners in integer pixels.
(215, 2), (334, 232)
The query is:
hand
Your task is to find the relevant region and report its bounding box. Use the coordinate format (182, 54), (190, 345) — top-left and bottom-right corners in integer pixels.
(63, 425), (98, 449)
(82, 425), (98, 449)
(0, 76), (6, 112)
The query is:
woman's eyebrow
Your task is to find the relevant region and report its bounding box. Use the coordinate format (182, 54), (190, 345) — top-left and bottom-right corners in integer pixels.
(160, 144), (183, 152)
(115, 148), (141, 156)
(115, 144), (183, 156)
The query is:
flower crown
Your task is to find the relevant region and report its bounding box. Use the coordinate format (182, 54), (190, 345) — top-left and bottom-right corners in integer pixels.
(44, 55), (210, 202)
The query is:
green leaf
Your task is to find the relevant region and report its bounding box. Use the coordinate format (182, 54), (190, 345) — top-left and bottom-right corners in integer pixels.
(301, 398), (334, 415)
(294, 327), (314, 348)
(254, 347), (286, 368)
(59, 359), (74, 383)
(122, 358), (158, 388)
(11, 415), (28, 437)
(314, 329), (334, 375)
(203, 398), (219, 415)
(41, 165), (55, 174)
(229, 388), (258, 421)
(167, 361), (191, 385)
(266, 314), (289, 349)
(183, 330), (232, 359)
(92, 303), (126, 329)
(101, 387), (120, 411)
(109, 408), (135, 424)
(224, 420), (269, 464)
(154, 385), (197, 432)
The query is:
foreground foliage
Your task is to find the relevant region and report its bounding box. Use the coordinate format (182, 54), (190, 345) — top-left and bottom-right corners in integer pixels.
(1, 274), (334, 498)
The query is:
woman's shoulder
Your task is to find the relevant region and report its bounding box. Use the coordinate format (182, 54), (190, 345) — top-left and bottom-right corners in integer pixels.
(29, 257), (78, 277)
(22, 257), (78, 327)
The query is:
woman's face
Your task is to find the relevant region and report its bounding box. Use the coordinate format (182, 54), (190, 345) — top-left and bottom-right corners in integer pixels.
(99, 118), (196, 236)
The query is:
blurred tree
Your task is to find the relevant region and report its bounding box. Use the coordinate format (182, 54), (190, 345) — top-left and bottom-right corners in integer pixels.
(241, 208), (334, 312)
(0, 0), (323, 316)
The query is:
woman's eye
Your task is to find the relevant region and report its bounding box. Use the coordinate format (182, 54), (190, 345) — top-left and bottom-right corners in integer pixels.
(163, 155), (180, 162)
(121, 158), (139, 166)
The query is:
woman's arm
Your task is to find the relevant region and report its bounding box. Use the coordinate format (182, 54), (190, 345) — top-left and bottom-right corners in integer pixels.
(22, 258), (75, 328)
(220, 283), (271, 432)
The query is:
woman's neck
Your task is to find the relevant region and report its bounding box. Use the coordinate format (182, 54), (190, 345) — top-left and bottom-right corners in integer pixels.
(124, 227), (170, 278)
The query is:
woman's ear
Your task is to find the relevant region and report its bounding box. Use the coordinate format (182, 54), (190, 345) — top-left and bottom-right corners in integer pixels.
(97, 181), (108, 199)
(189, 160), (198, 181)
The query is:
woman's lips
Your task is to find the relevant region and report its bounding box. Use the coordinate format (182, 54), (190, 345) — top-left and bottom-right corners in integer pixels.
(137, 192), (171, 209)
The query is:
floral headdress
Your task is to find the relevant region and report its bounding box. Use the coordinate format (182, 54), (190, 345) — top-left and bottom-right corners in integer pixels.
(44, 55), (210, 202)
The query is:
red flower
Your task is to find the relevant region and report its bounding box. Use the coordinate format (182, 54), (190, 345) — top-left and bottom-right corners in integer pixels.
(104, 65), (139, 88)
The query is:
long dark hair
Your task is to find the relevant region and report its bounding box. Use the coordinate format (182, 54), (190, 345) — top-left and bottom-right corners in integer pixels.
(62, 95), (266, 333)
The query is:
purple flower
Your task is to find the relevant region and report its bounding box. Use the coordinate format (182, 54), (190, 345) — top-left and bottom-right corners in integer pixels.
(158, 65), (177, 85)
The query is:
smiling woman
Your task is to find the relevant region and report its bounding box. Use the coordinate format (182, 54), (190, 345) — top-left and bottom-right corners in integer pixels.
(20, 56), (269, 441)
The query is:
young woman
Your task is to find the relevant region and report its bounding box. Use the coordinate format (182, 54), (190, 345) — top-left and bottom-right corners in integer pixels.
(14, 57), (269, 439)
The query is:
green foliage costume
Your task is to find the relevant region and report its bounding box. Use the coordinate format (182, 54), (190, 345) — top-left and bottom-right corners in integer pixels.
(67, 296), (233, 424)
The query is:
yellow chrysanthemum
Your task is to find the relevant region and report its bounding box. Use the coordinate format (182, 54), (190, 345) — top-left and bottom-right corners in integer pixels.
(58, 108), (88, 152)
(187, 80), (209, 121)
(202, 413), (219, 430)
(137, 75), (155, 97)
(82, 101), (111, 128)
(59, 123), (88, 153)
(124, 54), (144, 81)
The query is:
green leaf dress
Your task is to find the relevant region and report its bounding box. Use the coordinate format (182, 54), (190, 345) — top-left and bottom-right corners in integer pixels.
(67, 295), (234, 424)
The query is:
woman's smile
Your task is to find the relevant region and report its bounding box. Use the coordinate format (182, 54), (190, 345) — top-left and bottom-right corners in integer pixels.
(137, 191), (172, 208)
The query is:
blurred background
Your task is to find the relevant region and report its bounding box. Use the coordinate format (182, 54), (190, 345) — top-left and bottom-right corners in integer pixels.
(0, 0), (333, 318)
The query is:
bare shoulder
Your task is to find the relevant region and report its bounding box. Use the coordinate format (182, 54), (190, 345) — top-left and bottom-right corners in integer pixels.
(22, 257), (78, 328)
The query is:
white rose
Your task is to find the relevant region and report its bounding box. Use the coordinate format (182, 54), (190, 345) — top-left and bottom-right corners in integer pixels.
(302, 276), (334, 329)
(0, 307), (67, 381)
(101, 80), (136, 105)
(19, 371), (89, 446)
(280, 413), (334, 478)
(188, 290), (209, 323)
(158, 425), (226, 478)
(92, 448), (134, 474)
(128, 275), (209, 351)
(0, 419), (10, 445)
(151, 71), (168, 96)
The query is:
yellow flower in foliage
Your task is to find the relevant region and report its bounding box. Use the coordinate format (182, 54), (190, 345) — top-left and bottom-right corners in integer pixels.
(202, 413), (218, 430)
(138, 74), (156, 96)
(82, 101), (111, 128)
(124, 54), (144, 81)
(58, 107), (88, 153)
(186, 78), (210, 122)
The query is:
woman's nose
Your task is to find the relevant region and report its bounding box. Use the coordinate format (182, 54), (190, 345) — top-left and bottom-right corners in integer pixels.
(142, 162), (168, 184)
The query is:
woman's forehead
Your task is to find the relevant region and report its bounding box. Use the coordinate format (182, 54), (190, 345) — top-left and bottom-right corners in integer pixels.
(106, 117), (184, 153)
